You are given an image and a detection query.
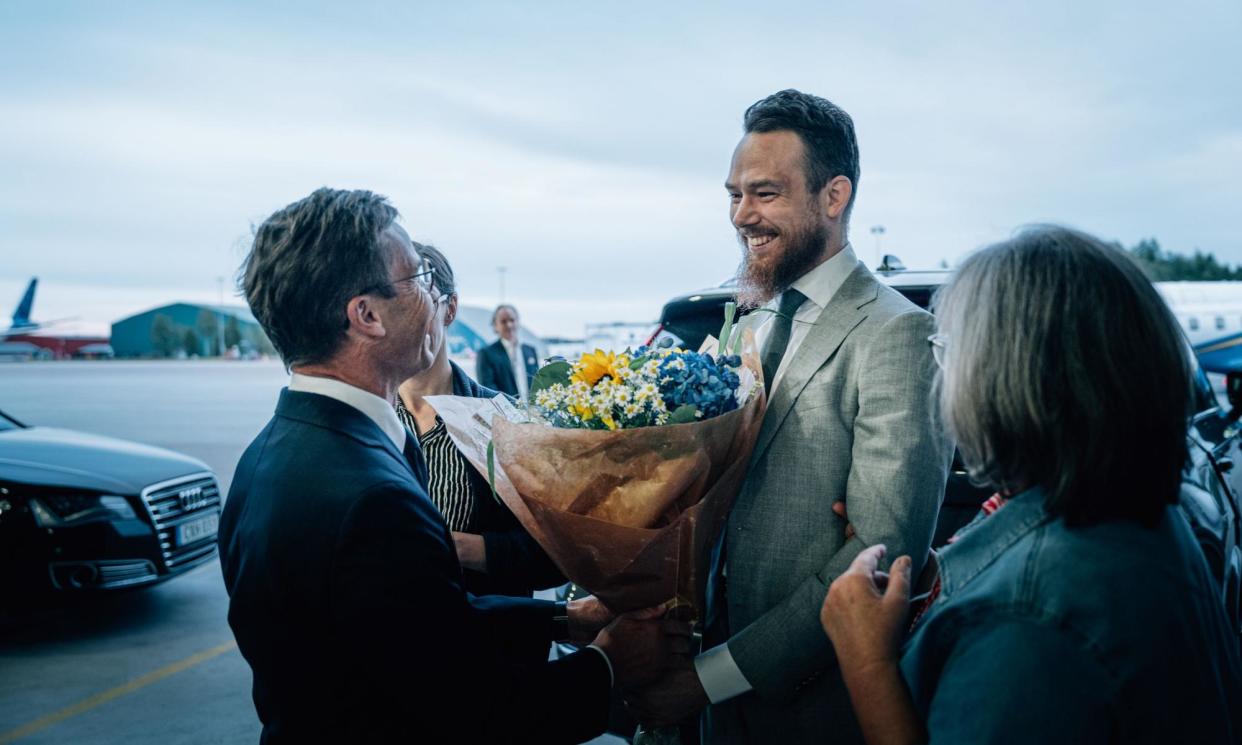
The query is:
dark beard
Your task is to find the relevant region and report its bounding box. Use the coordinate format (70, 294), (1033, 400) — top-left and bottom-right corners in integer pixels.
(734, 218), (829, 308)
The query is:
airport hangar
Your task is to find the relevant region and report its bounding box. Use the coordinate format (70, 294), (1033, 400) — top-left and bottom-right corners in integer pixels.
(109, 302), (547, 361)
(110, 303), (269, 358)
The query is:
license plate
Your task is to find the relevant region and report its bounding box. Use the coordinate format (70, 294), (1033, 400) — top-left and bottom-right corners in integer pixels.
(177, 512), (219, 545)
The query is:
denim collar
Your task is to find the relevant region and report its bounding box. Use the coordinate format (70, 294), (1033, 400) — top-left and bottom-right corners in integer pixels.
(938, 486), (1054, 597)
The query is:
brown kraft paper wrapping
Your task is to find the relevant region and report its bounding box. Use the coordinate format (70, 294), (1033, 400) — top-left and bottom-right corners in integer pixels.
(428, 347), (765, 617)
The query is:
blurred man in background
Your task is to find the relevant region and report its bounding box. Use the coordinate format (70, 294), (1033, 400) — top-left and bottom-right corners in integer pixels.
(476, 304), (539, 398)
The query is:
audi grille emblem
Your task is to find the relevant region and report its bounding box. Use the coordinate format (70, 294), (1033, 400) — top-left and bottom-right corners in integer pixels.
(179, 487), (208, 512)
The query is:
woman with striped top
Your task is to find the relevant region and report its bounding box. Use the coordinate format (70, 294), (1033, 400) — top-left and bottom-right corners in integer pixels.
(395, 243), (563, 597)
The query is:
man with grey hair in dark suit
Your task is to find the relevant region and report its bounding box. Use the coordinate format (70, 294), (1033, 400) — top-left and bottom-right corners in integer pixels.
(628, 91), (952, 744)
(218, 188), (687, 744)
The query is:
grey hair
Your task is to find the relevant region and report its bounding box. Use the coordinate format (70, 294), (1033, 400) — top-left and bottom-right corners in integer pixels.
(240, 188), (399, 369)
(933, 225), (1191, 526)
(491, 304), (518, 325)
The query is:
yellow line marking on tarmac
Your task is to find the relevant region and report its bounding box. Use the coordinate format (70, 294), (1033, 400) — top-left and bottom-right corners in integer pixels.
(0, 639), (238, 744)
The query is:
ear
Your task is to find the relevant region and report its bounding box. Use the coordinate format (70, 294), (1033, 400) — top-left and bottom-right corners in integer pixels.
(345, 294), (387, 340)
(443, 295), (459, 327)
(821, 175), (853, 221)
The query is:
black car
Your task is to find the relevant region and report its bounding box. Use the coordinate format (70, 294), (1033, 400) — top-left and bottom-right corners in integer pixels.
(646, 265), (1242, 633)
(0, 408), (221, 600)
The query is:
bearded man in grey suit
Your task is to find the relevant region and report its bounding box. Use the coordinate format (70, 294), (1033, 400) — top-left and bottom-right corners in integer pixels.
(628, 90), (952, 743)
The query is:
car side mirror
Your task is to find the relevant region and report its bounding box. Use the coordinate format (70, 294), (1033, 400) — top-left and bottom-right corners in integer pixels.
(1227, 371), (1242, 422)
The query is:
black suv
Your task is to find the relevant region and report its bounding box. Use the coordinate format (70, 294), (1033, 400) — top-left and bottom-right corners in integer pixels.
(648, 267), (1242, 632)
(0, 408), (222, 601)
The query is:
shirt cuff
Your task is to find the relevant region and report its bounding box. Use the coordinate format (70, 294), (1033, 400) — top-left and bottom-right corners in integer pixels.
(586, 644), (614, 688)
(694, 642), (753, 704)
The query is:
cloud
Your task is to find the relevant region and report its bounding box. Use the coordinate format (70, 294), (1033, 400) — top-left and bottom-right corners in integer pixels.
(2, 0), (1240, 338)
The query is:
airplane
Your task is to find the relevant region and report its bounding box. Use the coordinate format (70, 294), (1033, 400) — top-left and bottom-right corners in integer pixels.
(1, 278), (74, 339)
(1156, 281), (1242, 347)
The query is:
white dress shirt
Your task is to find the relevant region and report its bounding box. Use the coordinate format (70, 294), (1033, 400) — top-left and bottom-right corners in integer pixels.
(752, 242), (859, 396)
(694, 242), (860, 704)
(501, 337), (530, 400)
(288, 373), (407, 451)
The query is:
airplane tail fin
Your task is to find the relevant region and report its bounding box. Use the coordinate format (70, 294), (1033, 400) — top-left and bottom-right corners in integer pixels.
(13, 278), (37, 327)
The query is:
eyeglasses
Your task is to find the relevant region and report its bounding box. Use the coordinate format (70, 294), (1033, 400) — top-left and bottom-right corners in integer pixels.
(361, 260), (437, 297)
(927, 333), (948, 369)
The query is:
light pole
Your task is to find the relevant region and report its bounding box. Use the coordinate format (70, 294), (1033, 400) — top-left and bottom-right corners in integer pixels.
(870, 225), (886, 266)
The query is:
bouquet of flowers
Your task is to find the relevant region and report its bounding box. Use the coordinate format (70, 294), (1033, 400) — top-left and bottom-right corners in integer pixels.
(427, 312), (765, 616)
(530, 346), (745, 431)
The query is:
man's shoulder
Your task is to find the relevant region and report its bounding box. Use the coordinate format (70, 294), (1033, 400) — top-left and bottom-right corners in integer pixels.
(867, 278), (931, 320)
(251, 413), (409, 491)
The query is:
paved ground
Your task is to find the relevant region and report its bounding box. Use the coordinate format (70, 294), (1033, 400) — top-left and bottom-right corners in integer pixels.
(0, 360), (624, 744)
(0, 561), (255, 744)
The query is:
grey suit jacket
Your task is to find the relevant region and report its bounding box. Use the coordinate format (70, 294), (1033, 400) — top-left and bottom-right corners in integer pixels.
(705, 261), (952, 744)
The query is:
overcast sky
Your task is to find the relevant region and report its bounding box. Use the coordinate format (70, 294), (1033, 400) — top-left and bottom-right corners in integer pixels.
(2, 1), (1240, 337)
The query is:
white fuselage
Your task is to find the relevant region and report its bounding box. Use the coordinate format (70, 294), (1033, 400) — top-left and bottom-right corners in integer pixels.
(1156, 282), (1242, 346)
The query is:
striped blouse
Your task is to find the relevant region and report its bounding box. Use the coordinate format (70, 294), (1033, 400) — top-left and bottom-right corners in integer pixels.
(395, 398), (477, 532)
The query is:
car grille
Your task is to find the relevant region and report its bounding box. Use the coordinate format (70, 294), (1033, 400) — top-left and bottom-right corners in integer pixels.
(49, 559), (160, 590)
(97, 560), (160, 587)
(140, 473), (221, 571)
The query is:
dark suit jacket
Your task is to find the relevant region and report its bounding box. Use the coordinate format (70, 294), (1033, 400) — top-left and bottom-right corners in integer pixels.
(449, 362), (565, 596)
(218, 389), (609, 744)
(476, 339), (538, 397)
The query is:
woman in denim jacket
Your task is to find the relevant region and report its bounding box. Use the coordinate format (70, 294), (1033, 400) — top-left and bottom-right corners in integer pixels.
(821, 226), (1242, 744)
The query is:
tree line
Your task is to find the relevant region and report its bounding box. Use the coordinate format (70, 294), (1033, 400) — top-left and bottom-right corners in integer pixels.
(1124, 238), (1242, 282)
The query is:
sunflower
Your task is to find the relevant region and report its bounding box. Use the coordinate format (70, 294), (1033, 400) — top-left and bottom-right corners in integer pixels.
(571, 349), (627, 386)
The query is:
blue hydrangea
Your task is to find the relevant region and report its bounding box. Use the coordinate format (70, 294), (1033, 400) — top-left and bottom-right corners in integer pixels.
(657, 351), (741, 419)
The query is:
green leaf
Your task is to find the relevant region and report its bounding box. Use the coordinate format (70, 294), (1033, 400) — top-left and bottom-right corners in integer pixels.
(530, 360), (572, 395)
(629, 355), (648, 371)
(716, 302), (737, 355)
(667, 404), (699, 424)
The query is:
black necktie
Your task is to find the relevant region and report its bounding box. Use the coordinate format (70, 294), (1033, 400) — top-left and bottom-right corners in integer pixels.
(761, 288), (807, 390)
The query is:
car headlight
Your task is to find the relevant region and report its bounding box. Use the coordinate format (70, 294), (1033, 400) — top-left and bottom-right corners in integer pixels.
(31, 494), (137, 527)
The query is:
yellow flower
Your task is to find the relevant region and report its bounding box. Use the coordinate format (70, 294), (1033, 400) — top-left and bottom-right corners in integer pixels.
(571, 349), (626, 386)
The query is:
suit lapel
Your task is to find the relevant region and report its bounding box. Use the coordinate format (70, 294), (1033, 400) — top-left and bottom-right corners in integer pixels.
(521, 344), (538, 382)
(750, 263), (879, 466)
(494, 343), (518, 392)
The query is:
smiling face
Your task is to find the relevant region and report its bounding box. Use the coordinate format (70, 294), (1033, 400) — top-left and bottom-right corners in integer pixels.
(493, 306), (519, 342)
(727, 130), (835, 307)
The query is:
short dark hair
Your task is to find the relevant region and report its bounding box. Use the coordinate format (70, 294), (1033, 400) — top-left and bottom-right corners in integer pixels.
(934, 225), (1191, 526)
(417, 243), (457, 298)
(491, 304), (517, 325)
(239, 188), (399, 367)
(743, 89), (860, 223)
